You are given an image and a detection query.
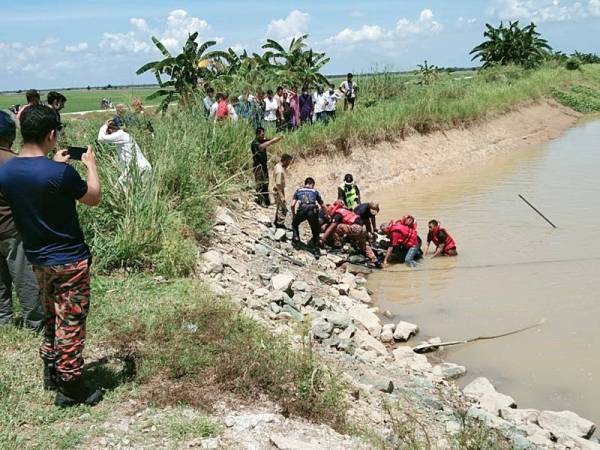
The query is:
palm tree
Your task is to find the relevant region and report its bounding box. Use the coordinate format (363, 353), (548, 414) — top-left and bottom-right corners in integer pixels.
(470, 21), (552, 69)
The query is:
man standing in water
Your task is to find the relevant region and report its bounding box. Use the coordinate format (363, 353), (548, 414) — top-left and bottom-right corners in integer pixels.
(250, 127), (283, 207)
(425, 220), (457, 257)
(273, 154), (293, 228)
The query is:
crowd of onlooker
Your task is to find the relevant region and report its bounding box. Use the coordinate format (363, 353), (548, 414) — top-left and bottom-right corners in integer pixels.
(203, 73), (359, 130)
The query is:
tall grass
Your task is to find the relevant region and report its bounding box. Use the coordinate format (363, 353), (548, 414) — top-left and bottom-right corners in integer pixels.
(66, 64), (600, 276)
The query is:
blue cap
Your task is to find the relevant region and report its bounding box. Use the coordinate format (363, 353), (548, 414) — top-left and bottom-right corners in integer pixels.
(0, 111), (16, 142)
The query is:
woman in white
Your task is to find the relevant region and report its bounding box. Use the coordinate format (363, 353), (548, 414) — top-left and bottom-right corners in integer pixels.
(97, 120), (152, 183)
(263, 90), (278, 124)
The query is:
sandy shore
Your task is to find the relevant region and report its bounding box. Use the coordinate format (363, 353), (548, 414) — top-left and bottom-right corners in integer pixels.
(287, 100), (581, 201)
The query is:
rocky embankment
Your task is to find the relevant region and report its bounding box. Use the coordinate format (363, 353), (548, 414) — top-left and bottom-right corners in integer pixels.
(198, 202), (598, 450)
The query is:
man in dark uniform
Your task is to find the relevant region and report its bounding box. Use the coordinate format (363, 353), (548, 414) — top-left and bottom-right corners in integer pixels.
(291, 177), (326, 258)
(250, 127), (282, 207)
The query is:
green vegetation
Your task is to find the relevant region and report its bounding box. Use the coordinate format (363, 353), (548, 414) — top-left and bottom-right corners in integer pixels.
(470, 21), (551, 69)
(0, 87), (157, 114)
(552, 84), (600, 112)
(0, 275), (346, 448)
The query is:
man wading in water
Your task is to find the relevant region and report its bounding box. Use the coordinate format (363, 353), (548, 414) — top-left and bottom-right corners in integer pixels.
(425, 220), (458, 257)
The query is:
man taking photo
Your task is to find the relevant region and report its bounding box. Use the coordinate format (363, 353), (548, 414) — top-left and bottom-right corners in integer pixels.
(0, 105), (102, 407)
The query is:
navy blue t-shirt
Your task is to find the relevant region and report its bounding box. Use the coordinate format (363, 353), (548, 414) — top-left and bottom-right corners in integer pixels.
(293, 187), (322, 207)
(0, 156), (90, 266)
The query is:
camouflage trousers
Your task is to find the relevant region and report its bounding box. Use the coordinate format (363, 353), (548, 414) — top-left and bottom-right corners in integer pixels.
(332, 224), (377, 263)
(33, 259), (91, 382)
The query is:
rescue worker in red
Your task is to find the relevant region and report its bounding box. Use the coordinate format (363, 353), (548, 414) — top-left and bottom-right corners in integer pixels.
(381, 219), (421, 268)
(425, 220), (457, 257)
(320, 201), (379, 266)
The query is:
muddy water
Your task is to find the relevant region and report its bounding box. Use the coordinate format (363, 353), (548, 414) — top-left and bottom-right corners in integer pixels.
(368, 119), (600, 425)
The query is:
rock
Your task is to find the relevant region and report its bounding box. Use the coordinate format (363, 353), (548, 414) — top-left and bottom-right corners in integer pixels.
(349, 288), (372, 304)
(344, 263), (373, 276)
(432, 362), (466, 380)
(326, 254), (343, 264)
(463, 377), (496, 400)
(253, 288), (269, 298)
(294, 292), (313, 307)
(355, 329), (388, 357)
(281, 305), (303, 322)
(393, 321), (419, 341)
(337, 338), (356, 354)
(259, 273), (272, 282)
(348, 255), (367, 264)
(254, 243), (270, 256)
(214, 207), (235, 226)
(382, 309), (393, 318)
(479, 392), (517, 415)
(360, 374), (394, 393)
(499, 408), (540, 426)
(312, 298), (327, 311)
(380, 324), (395, 343)
(322, 311), (352, 329)
(317, 272), (337, 285)
(355, 276), (367, 286)
(466, 406), (511, 429)
(292, 280), (310, 292)
(338, 324), (356, 340)
(201, 250), (224, 274)
(528, 430), (554, 447)
(269, 433), (325, 450)
(538, 410), (596, 439)
(311, 319), (334, 340)
(286, 231), (294, 241)
(349, 306), (382, 337)
(272, 228), (287, 242)
(223, 255), (247, 276)
(271, 273), (295, 292)
(270, 302), (282, 314)
(255, 213), (272, 226)
(337, 283), (351, 295)
(392, 346), (432, 371)
(340, 272), (357, 289)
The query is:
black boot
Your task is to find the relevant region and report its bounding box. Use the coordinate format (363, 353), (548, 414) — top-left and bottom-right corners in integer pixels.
(43, 361), (57, 391)
(55, 377), (103, 407)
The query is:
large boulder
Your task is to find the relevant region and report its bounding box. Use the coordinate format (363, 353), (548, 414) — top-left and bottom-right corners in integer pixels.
(202, 250), (224, 274)
(355, 329), (388, 357)
(393, 321), (419, 341)
(538, 410), (596, 439)
(311, 319), (334, 340)
(380, 324), (395, 343)
(499, 408), (540, 427)
(291, 280), (310, 292)
(393, 346), (432, 372)
(322, 311), (352, 329)
(463, 377), (496, 400)
(340, 272), (357, 290)
(271, 273), (295, 292)
(349, 288), (372, 304)
(349, 306), (382, 337)
(432, 362), (466, 380)
(464, 377), (516, 415)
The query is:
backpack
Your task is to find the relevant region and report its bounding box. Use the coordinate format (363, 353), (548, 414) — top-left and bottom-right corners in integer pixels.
(216, 100), (229, 119)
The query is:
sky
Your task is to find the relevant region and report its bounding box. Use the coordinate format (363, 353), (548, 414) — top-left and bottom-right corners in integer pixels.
(1, 0), (600, 91)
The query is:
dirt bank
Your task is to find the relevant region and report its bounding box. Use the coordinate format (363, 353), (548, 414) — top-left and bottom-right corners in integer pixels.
(288, 100), (581, 201)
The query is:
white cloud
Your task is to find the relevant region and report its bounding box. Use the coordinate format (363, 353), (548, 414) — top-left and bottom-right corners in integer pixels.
(589, 0), (600, 15)
(160, 9), (211, 51)
(130, 18), (149, 32)
(350, 10), (364, 18)
(324, 9), (443, 47)
(42, 37), (60, 46)
(99, 32), (151, 53)
(457, 16), (478, 27)
(266, 10), (310, 42)
(65, 42), (89, 52)
(488, 0), (590, 22)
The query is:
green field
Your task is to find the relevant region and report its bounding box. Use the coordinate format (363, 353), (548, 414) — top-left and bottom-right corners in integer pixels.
(0, 87), (158, 114)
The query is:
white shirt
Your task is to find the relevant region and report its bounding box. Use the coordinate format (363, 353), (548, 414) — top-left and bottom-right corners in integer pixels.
(97, 124), (152, 176)
(340, 80), (357, 98)
(313, 93), (327, 114)
(325, 90), (342, 112)
(264, 97), (278, 121)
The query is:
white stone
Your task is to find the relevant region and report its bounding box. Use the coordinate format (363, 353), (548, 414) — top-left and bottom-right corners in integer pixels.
(432, 362), (466, 380)
(393, 346), (432, 372)
(479, 391), (517, 415)
(499, 408), (540, 426)
(380, 324), (395, 343)
(355, 329), (388, 357)
(349, 306), (382, 337)
(201, 250), (224, 274)
(539, 410), (596, 439)
(271, 273), (295, 291)
(349, 288), (372, 304)
(463, 377), (496, 400)
(214, 207), (235, 226)
(272, 228), (287, 242)
(292, 280), (310, 292)
(253, 288), (269, 298)
(393, 321), (419, 341)
(337, 283), (351, 295)
(340, 272), (357, 290)
(255, 213), (272, 226)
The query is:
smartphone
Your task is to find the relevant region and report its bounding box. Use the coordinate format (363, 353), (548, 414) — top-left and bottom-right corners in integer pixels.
(66, 146), (88, 161)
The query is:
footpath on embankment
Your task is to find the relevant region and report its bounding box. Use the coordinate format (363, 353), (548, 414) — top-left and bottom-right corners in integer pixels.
(195, 99), (599, 449)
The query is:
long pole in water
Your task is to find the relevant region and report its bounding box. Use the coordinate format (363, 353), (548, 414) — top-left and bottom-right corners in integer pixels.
(518, 194), (557, 229)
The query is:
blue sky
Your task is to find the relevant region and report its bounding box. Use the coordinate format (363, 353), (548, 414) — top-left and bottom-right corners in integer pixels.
(1, 0), (599, 90)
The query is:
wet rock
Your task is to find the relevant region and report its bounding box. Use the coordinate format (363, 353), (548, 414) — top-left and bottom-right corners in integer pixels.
(317, 272), (337, 285)
(538, 410), (596, 439)
(393, 346), (432, 371)
(322, 311), (352, 329)
(344, 263), (373, 276)
(433, 362), (466, 380)
(312, 319), (334, 340)
(201, 250), (224, 274)
(393, 321), (419, 341)
(349, 288), (372, 304)
(380, 324), (395, 343)
(349, 306), (382, 337)
(499, 408), (540, 426)
(355, 329), (388, 357)
(271, 273), (295, 292)
(254, 243), (270, 256)
(292, 280), (310, 292)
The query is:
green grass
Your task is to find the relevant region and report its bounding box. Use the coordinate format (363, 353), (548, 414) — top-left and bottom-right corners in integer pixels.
(0, 87), (157, 114)
(0, 274), (346, 449)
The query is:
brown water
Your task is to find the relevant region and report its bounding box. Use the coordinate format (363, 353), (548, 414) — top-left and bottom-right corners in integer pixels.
(368, 119), (600, 426)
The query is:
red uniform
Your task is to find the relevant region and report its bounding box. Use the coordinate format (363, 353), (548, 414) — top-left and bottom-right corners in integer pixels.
(428, 225), (457, 255)
(389, 222), (418, 248)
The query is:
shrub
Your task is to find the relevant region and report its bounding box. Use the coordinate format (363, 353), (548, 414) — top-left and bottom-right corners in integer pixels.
(565, 57), (581, 71)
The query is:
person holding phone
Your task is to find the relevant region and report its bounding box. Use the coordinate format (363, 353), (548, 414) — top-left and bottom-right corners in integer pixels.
(0, 105), (102, 407)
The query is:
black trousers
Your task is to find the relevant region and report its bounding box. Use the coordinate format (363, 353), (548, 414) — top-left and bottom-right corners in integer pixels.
(292, 206), (320, 246)
(254, 165), (270, 207)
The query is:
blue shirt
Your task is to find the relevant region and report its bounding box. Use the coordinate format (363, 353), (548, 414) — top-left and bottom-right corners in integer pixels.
(293, 187), (322, 207)
(0, 156), (90, 266)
